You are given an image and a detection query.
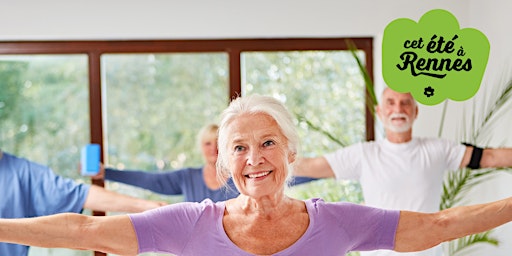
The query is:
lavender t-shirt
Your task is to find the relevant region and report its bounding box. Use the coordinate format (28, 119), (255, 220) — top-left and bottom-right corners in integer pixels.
(129, 198), (399, 255)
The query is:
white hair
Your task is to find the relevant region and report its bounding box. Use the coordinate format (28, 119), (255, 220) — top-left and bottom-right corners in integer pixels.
(216, 94), (299, 184)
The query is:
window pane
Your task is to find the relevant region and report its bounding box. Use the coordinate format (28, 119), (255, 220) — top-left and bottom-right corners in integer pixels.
(0, 55), (91, 256)
(102, 53), (229, 203)
(0, 55), (90, 174)
(242, 50), (365, 203)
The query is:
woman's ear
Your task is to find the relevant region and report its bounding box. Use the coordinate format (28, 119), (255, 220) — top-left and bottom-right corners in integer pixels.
(288, 151), (296, 164)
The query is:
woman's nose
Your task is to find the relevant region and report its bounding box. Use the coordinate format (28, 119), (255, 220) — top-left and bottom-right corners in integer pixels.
(246, 148), (263, 166)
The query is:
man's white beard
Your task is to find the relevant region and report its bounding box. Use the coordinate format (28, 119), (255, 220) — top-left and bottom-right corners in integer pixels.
(382, 113), (413, 133)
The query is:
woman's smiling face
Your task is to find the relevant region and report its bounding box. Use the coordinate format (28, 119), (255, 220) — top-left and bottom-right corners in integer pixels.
(225, 112), (292, 198)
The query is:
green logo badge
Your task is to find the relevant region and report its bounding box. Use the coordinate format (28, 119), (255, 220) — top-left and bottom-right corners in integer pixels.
(382, 9), (490, 105)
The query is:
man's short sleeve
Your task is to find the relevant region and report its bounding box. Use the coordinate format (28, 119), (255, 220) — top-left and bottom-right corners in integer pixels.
(324, 143), (365, 180)
(28, 161), (90, 216)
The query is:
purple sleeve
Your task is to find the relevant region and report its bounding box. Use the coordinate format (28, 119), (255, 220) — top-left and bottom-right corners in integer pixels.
(351, 205), (399, 251)
(128, 201), (207, 254)
(310, 199), (399, 252)
(336, 202), (399, 251)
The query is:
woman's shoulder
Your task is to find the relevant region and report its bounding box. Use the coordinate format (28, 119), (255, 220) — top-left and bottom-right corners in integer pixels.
(131, 199), (225, 220)
(305, 198), (391, 215)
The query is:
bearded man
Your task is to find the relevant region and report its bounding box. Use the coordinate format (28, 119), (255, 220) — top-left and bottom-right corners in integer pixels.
(294, 87), (512, 256)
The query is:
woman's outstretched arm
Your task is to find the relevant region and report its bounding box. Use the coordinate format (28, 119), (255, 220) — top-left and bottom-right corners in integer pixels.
(0, 213), (138, 255)
(395, 197), (512, 252)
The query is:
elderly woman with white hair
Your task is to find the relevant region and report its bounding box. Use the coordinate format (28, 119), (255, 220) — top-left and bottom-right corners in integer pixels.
(1, 94), (512, 256)
(92, 122), (315, 202)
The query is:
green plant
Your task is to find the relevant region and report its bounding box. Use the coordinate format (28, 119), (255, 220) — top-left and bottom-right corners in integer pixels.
(446, 231), (499, 256)
(298, 40), (512, 255)
(440, 72), (512, 255)
(346, 39), (378, 115)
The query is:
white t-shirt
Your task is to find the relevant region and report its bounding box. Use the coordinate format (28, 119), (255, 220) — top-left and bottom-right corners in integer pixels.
(324, 137), (466, 256)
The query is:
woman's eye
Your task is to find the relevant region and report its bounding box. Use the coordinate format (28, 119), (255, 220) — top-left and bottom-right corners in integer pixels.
(234, 145), (244, 152)
(263, 140), (275, 147)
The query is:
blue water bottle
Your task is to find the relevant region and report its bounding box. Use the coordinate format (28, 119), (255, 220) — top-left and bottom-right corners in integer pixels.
(81, 144), (100, 176)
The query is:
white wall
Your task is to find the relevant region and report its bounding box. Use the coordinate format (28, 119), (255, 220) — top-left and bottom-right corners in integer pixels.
(0, 0), (469, 40)
(2, 1), (511, 255)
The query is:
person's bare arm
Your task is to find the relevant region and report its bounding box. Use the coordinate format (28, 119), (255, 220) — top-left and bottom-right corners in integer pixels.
(394, 197), (512, 252)
(0, 213), (138, 255)
(84, 185), (166, 213)
(460, 146), (512, 169)
(480, 148), (512, 168)
(293, 156), (336, 178)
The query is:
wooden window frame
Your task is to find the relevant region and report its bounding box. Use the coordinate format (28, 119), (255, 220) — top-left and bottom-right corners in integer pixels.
(0, 37), (374, 256)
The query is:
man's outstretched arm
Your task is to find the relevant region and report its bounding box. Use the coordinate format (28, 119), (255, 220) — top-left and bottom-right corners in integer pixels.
(460, 146), (512, 169)
(293, 156), (336, 178)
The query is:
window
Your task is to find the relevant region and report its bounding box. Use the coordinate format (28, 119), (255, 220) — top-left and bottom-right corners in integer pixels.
(102, 52), (229, 203)
(0, 54), (91, 256)
(0, 38), (372, 256)
(242, 50), (367, 152)
(241, 50), (367, 203)
(0, 54), (89, 179)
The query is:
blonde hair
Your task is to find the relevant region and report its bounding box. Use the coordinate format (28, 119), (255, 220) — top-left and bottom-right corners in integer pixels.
(196, 123), (219, 150)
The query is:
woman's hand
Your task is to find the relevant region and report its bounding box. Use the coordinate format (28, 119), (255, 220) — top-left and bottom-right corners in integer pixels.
(89, 163), (106, 180)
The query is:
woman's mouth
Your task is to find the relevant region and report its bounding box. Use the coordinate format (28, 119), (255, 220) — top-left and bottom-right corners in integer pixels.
(245, 171), (272, 179)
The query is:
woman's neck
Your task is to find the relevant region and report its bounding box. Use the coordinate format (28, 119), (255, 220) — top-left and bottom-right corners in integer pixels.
(233, 191), (292, 217)
(203, 163), (223, 190)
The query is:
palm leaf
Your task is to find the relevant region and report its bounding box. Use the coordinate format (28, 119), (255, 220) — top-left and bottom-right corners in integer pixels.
(472, 77), (512, 142)
(441, 167), (511, 210)
(295, 113), (348, 147)
(345, 39), (378, 115)
(440, 73), (512, 255)
(295, 39), (377, 147)
(448, 231), (499, 256)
